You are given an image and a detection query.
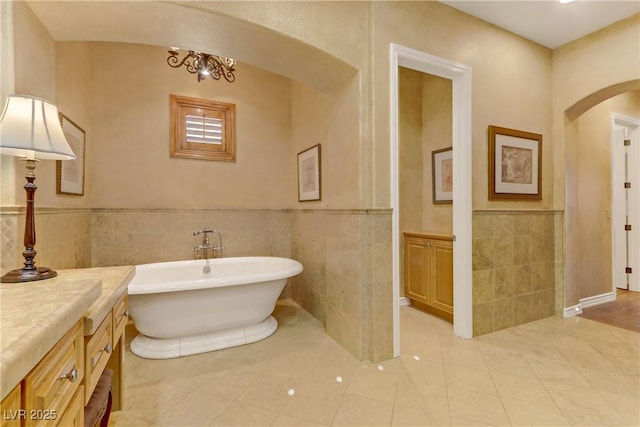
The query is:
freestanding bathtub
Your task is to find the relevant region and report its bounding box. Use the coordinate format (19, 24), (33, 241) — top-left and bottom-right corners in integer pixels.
(128, 256), (303, 359)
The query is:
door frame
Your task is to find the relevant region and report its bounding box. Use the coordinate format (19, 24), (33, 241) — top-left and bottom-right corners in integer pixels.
(390, 43), (473, 357)
(611, 113), (640, 293)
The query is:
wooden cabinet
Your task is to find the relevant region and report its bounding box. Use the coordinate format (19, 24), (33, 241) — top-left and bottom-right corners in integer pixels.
(23, 320), (84, 427)
(0, 384), (21, 427)
(404, 232), (453, 322)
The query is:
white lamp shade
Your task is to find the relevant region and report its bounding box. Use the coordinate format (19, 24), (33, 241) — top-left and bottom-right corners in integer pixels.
(0, 95), (77, 160)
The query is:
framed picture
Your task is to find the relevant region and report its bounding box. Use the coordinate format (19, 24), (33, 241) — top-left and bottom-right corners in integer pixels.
(489, 125), (542, 200)
(56, 114), (85, 196)
(297, 144), (321, 201)
(432, 147), (453, 204)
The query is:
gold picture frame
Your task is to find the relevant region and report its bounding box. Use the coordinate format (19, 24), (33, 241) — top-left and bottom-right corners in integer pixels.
(56, 114), (85, 196)
(489, 125), (542, 200)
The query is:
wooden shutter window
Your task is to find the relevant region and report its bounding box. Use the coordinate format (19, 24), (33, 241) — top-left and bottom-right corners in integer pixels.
(170, 94), (236, 161)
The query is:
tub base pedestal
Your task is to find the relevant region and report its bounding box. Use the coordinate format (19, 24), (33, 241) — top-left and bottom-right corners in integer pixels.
(130, 316), (278, 359)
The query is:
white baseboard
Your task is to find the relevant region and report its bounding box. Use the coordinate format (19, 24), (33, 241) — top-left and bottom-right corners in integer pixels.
(580, 291), (616, 309)
(563, 291), (617, 318)
(563, 304), (583, 318)
(399, 297), (411, 306)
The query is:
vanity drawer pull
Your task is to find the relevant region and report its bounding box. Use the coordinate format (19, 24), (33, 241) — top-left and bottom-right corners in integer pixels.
(92, 344), (112, 367)
(59, 367), (78, 383)
(121, 310), (129, 318)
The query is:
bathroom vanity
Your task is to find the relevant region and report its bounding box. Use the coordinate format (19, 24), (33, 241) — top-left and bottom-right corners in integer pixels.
(404, 231), (454, 322)
(0, 266), (133, 427)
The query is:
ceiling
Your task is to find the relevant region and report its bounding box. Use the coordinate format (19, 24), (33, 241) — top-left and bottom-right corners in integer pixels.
(440, 0), (640, 49)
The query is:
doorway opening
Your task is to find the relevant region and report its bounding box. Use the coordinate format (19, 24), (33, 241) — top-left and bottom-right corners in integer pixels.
(390, 44), (473, 357)
(611, 113), (640, 293)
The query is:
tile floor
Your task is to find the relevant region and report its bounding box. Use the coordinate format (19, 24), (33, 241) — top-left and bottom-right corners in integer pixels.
(109, 300), (640, 426)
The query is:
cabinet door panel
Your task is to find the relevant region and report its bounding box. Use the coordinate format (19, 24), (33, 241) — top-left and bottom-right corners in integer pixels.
(432, 243), (454, 309)
(405, 239), (429, 303)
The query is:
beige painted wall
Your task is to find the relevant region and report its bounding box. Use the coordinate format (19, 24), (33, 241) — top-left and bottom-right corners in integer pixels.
(88, 42), (294, 209)
(553, 14), (640, 307)
(422, 73), (453, 233)
(576, 91), (640, 299)
(8, 1), (58, 207)
(399, 67), (423, 233)
(372, 1), (553, 210)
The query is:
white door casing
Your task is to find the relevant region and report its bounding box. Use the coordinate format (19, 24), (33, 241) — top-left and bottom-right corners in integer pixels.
(390, 43), (473, 357)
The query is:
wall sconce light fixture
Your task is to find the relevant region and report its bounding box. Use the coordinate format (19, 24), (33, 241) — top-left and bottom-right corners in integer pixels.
(167, 48), (236, 83)
(0, 95), (76, 282)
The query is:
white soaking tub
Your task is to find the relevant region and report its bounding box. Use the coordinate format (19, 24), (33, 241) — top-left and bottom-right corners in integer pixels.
(127, 256), (303, 359)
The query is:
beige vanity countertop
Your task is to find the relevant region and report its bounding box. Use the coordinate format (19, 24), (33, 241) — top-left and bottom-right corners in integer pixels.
(55, 266), (135, 335)
(0, 278), (101, 401)
(0, 265), (134, 401)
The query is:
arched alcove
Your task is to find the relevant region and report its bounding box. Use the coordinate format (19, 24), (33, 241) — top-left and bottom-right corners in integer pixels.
(564, 80), (640, 311)
(26, 1), (357, 91)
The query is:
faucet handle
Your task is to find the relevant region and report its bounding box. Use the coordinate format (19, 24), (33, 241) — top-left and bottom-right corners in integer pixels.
(193, 228), (214, 236)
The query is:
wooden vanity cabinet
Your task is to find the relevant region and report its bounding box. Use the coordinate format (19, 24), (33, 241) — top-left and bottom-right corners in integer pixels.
(404, 232), (454, 322)
(84, 293), (128, 410)
(0, 384), (21, 427)
(23, 320), (85, 427)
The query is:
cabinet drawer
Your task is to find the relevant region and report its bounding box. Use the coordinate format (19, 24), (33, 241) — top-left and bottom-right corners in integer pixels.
(0, 383), (21, 427)
(112, 294), (128, 343)
(24, 320), (84, 427)
(56, 386), (83, 427)
(84, 313), (113, 405)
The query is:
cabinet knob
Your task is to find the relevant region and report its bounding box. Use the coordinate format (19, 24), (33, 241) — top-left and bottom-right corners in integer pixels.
(59, 367), (78, 383)
(121, 310), (129, 318)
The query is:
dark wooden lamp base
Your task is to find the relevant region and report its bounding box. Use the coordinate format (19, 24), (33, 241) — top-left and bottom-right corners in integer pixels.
(1, 267), (57, 283)
(1, 159), (58, 284)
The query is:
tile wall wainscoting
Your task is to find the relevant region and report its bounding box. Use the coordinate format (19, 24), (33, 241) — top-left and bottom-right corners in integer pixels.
(0, 207), (92, 274)
(0, 208), (565, 359)
(472, 210), (564, 336)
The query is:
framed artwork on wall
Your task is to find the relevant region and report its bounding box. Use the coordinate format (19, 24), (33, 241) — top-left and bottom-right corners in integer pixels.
(432, 147), (453, 204)
(56, 114), (85, 196)
(297, 144), (321, 201)
(488, 125), (542, 200)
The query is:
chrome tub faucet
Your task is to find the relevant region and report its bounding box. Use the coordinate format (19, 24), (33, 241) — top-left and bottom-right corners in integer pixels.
(193, 228), (223, 259)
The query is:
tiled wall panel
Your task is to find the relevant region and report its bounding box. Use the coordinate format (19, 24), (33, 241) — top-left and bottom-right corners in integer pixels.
(472, 210), (561, 336)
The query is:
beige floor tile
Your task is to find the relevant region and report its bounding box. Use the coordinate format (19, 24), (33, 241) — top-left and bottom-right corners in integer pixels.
(491, 371), (555, 405)
(210, 401), (278, 427)
(235, 374), (298, 413)
(122, 382), (193, 424)
(561, 349), (624, 373)
(195, 368), (261, 400)
(270, 413), (329, 427)
(112, 302), (640, 427)
(444, 364), (497, 395)
(446, 386), (509, 426)
(544, 381), (625, 424)
(528, 358), (591, 388)
(440, 347), (486, 370)
(391, 403), (450, 427)
(332, 394), (394, 426)
(603, 353), (640, 376)
(345, 368), (398, 402)
(598, 389), (640, 426)
(161, 391), (234, 426)
(279, 375), (345, 425)
(412, 382), (450, 414)
(577, 366), (640, 397)
(401, 358), (446, 387)
(481, 348), (537, 378)
(500, 397), (569, 426)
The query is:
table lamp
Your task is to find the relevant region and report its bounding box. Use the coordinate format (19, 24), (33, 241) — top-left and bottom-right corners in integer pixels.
(0, 94), (77, 282)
